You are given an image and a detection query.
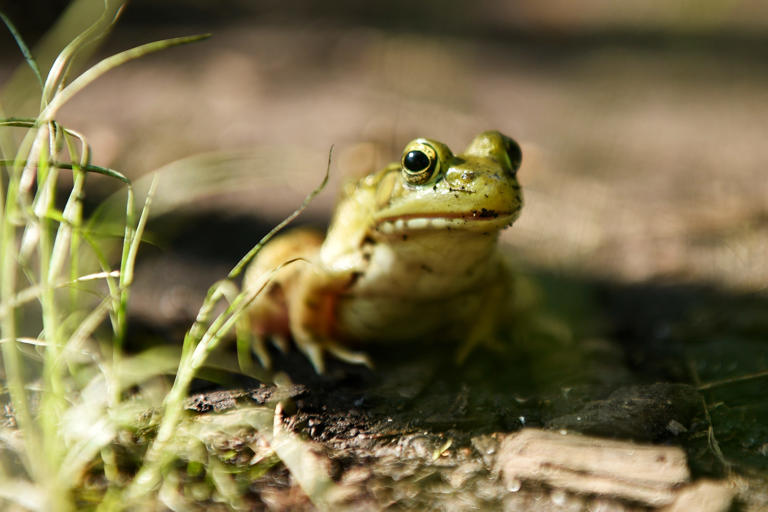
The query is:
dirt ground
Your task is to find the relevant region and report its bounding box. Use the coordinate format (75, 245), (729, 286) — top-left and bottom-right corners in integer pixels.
(2, 2), (767, 509)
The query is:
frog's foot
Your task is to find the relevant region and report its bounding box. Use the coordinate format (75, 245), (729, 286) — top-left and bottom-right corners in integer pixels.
(296, 336), (373, 374)
(248, 331), (293, 369)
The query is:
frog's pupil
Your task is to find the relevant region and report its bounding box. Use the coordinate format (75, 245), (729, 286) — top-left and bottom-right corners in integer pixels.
(404, 150), (430, 172)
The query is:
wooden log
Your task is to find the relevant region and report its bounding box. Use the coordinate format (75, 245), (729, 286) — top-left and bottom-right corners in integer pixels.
(496, 428), (690, 507)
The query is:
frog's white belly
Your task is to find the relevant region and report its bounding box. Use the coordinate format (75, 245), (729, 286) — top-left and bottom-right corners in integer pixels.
(349, 230), (500, 296)
(336, 290), (484, 342)
(332, 231), (502, 342)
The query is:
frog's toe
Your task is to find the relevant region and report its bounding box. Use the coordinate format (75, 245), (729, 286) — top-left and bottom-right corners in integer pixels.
(271, 334), (290, 353)
(302, 343), (326, 374)
(326, 344), (374, 369)
(251, 333), (272, 369)
(298, 339), (372, 373)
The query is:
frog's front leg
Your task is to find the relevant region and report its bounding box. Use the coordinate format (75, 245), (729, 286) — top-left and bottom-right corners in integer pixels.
(288, 266), (372, 373)
(455, 261), (511, 363)
(246, 228), (372, 373)
(245, 228), (325, 369)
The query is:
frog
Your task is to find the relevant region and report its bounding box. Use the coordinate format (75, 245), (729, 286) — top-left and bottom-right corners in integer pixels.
(244, 130), (523, 373)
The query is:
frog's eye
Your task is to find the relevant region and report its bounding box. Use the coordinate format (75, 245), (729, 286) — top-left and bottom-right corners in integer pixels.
(502, 136), (522, 174)
(401, 142), (439, 185)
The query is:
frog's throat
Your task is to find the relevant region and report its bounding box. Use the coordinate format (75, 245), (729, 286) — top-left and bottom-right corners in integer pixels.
(374, 211), (518, 234)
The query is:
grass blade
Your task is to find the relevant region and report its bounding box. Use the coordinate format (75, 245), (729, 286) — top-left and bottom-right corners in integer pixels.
(244, 404), (342, 510)
(0, 117), (38, 127)
(0, 479), (44, 510)
(41, 1), (126, 108)
(41, 34), (211, 120)
(121, 173), (158, 289)
(0, 11), (43, 89)
(229, 145), (332, 278)
(0, 159), (130, 183)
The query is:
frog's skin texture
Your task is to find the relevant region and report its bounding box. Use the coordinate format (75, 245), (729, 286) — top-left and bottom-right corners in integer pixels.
(244, 131), (523, 373)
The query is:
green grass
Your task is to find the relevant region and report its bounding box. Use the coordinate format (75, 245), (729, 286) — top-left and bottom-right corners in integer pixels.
(0, 2), (338, 510)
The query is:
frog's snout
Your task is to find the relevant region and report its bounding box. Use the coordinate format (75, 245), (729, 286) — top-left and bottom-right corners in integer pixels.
(445, 163), (517, 193)
(446, 169), (476, 187)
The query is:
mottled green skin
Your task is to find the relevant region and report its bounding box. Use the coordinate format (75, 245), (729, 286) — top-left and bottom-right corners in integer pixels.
(246, 131), (523, 372)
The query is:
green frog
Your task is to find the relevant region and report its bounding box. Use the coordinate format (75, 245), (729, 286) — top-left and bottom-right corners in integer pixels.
(244, 130), (523, 373)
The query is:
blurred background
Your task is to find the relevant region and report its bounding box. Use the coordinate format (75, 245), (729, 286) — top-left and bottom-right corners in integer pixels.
(1, 0), (766, 315)
(2, 3), (768, 506)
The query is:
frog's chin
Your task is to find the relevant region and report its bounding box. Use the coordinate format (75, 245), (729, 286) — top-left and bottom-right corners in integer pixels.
(374, 211), (518, 235)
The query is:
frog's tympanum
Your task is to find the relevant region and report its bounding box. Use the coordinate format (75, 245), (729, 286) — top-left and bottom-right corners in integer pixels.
(245, 131), (523, 372)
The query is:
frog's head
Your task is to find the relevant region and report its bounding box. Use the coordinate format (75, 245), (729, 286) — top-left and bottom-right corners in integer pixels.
(373, 130), (523, 235)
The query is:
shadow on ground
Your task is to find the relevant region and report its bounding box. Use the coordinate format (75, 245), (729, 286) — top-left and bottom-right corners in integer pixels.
(125, 210), (768, 509)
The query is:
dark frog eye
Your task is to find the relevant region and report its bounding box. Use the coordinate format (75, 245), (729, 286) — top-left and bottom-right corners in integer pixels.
(502, 135), (522, 174)
(401, 142), (439, 185)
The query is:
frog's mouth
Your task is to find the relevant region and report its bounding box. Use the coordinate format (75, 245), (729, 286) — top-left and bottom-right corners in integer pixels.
(375, 209), (518, 234)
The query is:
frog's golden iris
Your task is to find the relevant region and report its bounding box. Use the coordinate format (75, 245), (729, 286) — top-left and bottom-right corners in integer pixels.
(401, 141), (439, 185)
(245, 130), (523, 373)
